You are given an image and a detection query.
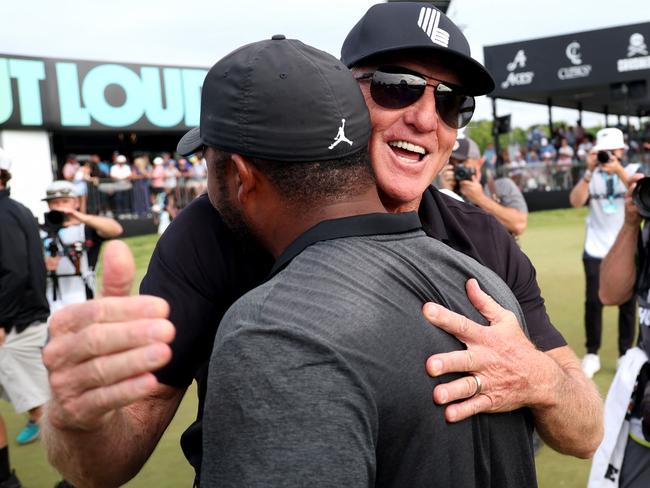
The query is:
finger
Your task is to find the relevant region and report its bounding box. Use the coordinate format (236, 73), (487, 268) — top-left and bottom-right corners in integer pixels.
(432, 375), (481, 404)
(422, 302), (482, 342)
(53, 373), (160, 430)
(48, 295), (169, 335)
(464, 278), (505, 323)
(43, 318), (175, 371)
(100, 240), (136, 297)
(50, 343), (172, 398)
(444, 394), (494, 422)
(426, 350), (478, 377)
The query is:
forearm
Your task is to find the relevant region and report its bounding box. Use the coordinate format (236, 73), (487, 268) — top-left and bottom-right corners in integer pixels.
(81, 214), (123, 238)
(600, 222), (639, 304)
(43, 389), (182, 487)
(569, 178), (590, 207)
(530, 347), (603, 458)
(474, 195), (528, 235)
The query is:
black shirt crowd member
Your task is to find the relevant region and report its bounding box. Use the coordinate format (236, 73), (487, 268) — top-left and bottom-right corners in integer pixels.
(202, 212), (536, 487)
(0, 189), (50, 331)
(141, 187), (565, 475)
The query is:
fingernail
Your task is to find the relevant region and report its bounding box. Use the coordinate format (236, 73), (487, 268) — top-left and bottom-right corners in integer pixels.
(134, 375), (152, 392)
(423, 303), (438, 318)
(429, 359), (442, 376)
(146, 344), (163, 363)
(149, 321), (169, 340)
(447, 406), (457, 422)
(438, 388), (448, 403)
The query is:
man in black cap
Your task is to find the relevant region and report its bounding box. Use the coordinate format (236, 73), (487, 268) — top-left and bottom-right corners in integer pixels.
(42, 2), (601, 485)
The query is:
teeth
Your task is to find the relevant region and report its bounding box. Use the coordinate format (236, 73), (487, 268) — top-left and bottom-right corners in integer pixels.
(389, 140), (426, 155)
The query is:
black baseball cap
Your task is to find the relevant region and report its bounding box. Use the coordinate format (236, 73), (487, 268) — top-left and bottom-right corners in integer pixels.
(341, 2), (494, 96)
(177, 35), (371, 162)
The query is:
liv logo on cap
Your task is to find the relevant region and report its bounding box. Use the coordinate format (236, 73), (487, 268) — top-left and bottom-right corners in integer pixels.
(417, 6), (450, 48)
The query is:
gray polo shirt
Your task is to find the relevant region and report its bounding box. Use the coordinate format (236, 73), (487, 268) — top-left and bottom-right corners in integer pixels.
(202, 212), (536, 488)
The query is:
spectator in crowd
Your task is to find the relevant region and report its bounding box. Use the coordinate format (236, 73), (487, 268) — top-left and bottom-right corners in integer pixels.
(72, 161), (91, 214)
(163, 158), (181, 214)
(41, 3), (602, 486)
(61, 154), (79, 182)
(591, 173), (650, 487)
(556, 137), (575, 188)
(150, 156), (166, 211)
(41, 180), (123, 313)
(569, 128), (642, 378)
(131, 156), (152, 218)
(482, 141), (497, 174)
(109, 154), (132, 216)
(0, 148), (50, 487)
(540, 137), (557, 161)
(439, 137), (528, 236)
(185, 155), (208, 199)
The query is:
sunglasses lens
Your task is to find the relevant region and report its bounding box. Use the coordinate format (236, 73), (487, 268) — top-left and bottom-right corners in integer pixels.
(369, 71), (426, 109)
(434, 84), (475, 129)
(366, 69), (475, 129)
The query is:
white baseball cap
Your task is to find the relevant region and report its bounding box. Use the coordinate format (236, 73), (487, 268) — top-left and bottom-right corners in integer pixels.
(153, 156), (164, 165)
(115, 154), (128, 164)
(0, 147), (12, 171)
(593, 128), (627, 151)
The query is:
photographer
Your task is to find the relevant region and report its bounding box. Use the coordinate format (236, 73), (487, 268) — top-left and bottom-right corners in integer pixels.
(42, 181), (123, 313)
(439, 136), (528, 236)
(589, 173), (650, 487)
(569, 128), (641, 379)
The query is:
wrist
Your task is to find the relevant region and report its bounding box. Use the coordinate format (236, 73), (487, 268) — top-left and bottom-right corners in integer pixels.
(582, 169), (592, 182)
(526, 350), (564, 411)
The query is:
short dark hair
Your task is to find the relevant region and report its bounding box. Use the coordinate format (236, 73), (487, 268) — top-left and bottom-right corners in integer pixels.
(208, 148), (375, 206)
(0, 169), (11, 187)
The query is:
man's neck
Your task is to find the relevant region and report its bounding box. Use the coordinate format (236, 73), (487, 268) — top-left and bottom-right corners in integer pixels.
(265, 187), (387, 258)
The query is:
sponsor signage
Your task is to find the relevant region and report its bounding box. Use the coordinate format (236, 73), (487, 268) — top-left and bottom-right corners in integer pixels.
(484, 22), (650, 97)
(0, 54), (208, 131)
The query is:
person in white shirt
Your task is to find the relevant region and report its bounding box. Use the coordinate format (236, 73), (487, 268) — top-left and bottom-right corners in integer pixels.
(569, 128), (642, 378)
(109, 154), (133, 216)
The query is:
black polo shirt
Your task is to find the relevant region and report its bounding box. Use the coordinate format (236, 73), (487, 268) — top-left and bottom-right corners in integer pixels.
(141, 188), (564, 477)
(202, 212), (535, 487)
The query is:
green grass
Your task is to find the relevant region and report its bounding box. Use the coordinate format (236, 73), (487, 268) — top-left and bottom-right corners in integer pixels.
(1, 207), (625, 486)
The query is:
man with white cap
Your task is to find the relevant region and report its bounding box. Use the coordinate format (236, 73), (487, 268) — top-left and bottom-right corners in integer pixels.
(42, 180), (123, 313)
(0, 148), (50, 487)
(570, 128), (642, 378)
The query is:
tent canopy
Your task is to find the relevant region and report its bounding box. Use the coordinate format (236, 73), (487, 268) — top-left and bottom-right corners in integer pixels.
(483, 22), (650, 116)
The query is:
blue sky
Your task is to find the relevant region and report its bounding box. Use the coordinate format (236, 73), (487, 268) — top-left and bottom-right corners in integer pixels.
(2, 0), (647, 128)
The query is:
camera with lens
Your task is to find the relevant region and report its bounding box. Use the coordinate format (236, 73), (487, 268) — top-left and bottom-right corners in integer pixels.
(597, 150), (613, 164)
(454, 164), (476, 182)
(633, 176), (650, 219)
(43, 210), (67, 230)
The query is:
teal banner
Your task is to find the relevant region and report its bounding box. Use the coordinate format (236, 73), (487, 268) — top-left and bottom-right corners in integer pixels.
(0, 54), (207, 131)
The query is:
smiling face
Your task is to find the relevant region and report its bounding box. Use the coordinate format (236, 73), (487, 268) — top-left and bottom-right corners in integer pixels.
(355, 57), (461, 213)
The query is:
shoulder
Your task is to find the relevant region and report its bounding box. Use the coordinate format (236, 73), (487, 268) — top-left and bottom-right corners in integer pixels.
(494, 177), (520, 192)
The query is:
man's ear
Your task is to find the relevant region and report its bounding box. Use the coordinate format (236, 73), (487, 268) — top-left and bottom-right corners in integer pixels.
(231, 154), (257, 204)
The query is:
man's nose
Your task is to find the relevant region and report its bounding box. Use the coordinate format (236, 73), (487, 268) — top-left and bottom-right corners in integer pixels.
(402, 85), (439, 133)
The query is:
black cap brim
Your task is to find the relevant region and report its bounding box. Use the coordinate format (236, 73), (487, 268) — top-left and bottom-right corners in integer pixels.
(177, 127), (203, 156)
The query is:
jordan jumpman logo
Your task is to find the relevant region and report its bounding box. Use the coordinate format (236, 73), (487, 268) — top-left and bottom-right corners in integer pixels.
(328, 118), (353, 150)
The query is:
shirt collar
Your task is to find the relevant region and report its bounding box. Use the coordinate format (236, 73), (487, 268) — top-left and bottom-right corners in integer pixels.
(269, 212), (422, 278)
(417, 186), (449, 242)
(0, 189), (9, 200)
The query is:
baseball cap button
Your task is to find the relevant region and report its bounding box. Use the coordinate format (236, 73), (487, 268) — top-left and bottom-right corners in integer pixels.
(271, 34), (286, 40)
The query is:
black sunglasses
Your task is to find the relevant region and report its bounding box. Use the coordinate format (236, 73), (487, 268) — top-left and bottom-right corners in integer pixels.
(354, 66), (475, 129)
